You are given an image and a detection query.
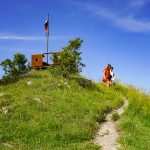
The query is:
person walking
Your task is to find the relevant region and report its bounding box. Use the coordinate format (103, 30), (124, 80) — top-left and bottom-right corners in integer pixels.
(102, 64), (111, 86)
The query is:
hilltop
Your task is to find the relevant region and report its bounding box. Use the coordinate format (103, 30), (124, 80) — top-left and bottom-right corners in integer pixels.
(0, 69), (150, 150)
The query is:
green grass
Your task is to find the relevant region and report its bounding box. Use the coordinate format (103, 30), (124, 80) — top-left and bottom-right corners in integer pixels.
(116, 84), (150, 150)
(111, 112), (120, 121)
(1, 70), (150, 150)
(0, 70), (123, 150)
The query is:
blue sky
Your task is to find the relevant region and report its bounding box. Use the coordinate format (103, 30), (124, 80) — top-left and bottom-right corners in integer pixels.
(0, 0), (150, 93)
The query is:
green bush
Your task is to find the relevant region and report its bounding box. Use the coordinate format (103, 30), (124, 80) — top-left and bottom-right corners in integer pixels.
(58, 38), (85, 77)
(13, 53), (29, 74)
(0, 53), (30, 84)
(0, 58), (15, 76)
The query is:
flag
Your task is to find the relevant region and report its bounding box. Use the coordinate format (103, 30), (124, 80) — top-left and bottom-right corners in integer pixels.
(45, 20), (49, 34)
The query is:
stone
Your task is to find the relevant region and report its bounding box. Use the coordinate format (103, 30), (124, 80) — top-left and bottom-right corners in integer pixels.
(3, 143), (14, 149)
(2, 107), (8, 114)
(0, 93), (4, 97)
(27, 80), (32, 85)
(33, 98), (42, 103)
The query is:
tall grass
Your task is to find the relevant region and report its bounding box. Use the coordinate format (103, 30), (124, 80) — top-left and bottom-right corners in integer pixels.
(116, 84), (150, 150)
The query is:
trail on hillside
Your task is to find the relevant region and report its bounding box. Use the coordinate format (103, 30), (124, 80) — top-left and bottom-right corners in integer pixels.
(93, 99), (128, 150)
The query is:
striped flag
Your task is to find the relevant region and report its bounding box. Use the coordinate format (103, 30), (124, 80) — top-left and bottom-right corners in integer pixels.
(44, 20), (49, 34)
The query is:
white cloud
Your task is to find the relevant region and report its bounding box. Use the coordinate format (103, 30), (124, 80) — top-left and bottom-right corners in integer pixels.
(86, 4), (150, 32)
(129, 0), (150, 8)
(0, 34), (44, 40)
(0, 34), (72, 41)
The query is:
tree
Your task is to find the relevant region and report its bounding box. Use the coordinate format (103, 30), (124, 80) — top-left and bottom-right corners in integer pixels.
(0, 59), (14, 76)
(59, 38), (85, 77)
(13, 53), (28, 74)
(0, 53), (29, 84)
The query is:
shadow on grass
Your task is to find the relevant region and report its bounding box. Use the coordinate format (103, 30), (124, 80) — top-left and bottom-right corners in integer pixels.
(0, 70), (45, 86)
(71, 77), (100, 91)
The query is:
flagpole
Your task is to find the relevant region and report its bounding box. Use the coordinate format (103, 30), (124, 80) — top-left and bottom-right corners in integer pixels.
(46, 13), (49, 64)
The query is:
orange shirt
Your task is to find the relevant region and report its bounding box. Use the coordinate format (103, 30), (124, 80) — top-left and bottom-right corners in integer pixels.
(104, 67), (110, 79)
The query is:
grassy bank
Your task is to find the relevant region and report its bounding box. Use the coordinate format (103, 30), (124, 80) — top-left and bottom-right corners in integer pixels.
(0, 70), (123, 150)
(117, 85), (150, 150)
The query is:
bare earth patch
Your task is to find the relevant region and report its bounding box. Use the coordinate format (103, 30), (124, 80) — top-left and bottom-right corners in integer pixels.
(93, 99), (129, 150)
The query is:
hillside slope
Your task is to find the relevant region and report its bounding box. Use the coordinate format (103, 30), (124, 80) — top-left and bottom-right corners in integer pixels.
(1, 70), (150, 150)
(0, 70), (123, 150)
(117, 85), (150, 150)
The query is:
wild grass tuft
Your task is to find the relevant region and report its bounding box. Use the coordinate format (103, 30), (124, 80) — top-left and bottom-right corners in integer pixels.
(111, 112), (120, 121)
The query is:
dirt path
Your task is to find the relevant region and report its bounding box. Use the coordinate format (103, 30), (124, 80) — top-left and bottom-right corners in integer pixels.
(93, 99), (129, 150)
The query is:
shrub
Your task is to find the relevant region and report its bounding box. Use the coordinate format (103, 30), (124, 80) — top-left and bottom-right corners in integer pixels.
(0, 53), (30, 84)
(58, 38), (85, 77)
(13, 53), (28, 74)
(0, 59), (15, 76)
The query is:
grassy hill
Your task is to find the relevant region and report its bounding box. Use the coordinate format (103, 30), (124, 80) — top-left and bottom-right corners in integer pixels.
(0, 69), (150, 150)
(117, 85), (150, 150)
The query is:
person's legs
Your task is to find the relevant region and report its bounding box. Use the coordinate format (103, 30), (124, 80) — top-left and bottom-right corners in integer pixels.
(109, 79), (112, 85)
(106, 79), (110, 86)
(107, 76), (112, 86)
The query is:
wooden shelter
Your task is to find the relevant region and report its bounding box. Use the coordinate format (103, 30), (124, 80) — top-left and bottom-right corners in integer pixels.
(31, 52), (61, 69)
